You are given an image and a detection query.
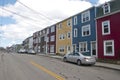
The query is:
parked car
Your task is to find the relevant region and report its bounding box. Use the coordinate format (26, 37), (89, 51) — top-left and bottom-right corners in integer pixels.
(63, 52), (96, 65)
(18, 49), (27, 53)
(27, 50), (36, 55)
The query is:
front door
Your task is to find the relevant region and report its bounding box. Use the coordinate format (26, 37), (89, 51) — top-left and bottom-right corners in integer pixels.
(91, 41), (97, 57)
(67, 45), (71, 53)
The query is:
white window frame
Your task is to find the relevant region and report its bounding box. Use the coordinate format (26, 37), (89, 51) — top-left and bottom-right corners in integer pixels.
(59, 46), (65, 52)
(67, 32), (71, 39)
(79, 42), (87, 52)
(58, 23), (62, 30)
(81, 11), (90, 23)
(59, 34), (61, 40)
(67, 45), (71, 52)
(59, 34), (65, 40)
(40, 31), (42, 35)
(104, 40), (114, 56)
(46, 37), (49, 42)
(47, 28), (49, 34)
(50, 35), (55, 41)
(74, 16), (77, 25)
(67, 19), (71, 27)
(74, 28), (78, 37)
(51, 26), (55, 33)
(103, 3), (110, 14)
(82, 24), (91, 37)
(102, 20), (110, 35)
(39, 37), (41, 43)
(43, 30), (45, 34)
(73, 44), (77, 52)
(50, 45), (54, 53)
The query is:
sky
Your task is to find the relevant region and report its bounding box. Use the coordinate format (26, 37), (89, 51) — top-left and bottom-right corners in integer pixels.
(0, 0), (111, 48)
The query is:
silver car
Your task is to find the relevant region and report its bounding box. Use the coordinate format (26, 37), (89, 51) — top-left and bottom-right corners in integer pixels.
(27, 50), (36, 55)
(63, 52), (96, 65)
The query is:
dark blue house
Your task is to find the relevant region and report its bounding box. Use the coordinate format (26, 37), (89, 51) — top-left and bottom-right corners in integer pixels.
(72, 7), (97, 57)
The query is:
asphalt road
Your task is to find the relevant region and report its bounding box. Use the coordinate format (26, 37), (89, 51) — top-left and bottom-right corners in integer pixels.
(0, 52), (120, 80)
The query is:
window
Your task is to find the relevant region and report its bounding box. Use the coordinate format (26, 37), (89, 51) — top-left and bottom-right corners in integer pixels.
(47, 28), (49, 34)
(82, 25), (91, 36)
(102, 20), (110, 35)
(73, 44), (77, 52)
(46, 37), (49, 42)
(50, 35), (55, 41)
(67, 19), (71, 26)
(50, 45), (54, 53)
(103, 3), (110, 14)
(79, 42), (87, 52)
(39, 37), (41, 43)
(67, 32), (71, 38)
(104, 40), (114, 56)
(45, 37), (47, 42)
(58, 23), (62, 30)
(74, 28), (78, 37)
(74, 16), (77, 25)
(81, 11), (90, 23)
(51, 26), (55, 33)
(67, 45), (71, 52)
(59, 34), (65, 40)
(59, 46), (65, 52)
(43, 30), (45, 34)
(39, 31), (41, 35)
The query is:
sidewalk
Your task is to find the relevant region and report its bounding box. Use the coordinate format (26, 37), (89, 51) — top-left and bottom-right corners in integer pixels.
(95, 62), (120, 71)
(38, 54), (120, 71)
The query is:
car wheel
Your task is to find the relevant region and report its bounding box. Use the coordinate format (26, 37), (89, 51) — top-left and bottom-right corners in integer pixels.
(63, 57), (67, 62)
(77, 60), (81, 66)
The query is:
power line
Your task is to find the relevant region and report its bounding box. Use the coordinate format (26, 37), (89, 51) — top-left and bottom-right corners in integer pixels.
(17, 0), (58, 22)
(2, 7), (41, 22)
(1, 8), (49, 29)
(1, 7), (53, 31)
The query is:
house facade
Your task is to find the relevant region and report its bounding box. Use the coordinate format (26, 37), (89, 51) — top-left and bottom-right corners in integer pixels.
(56, 18), (72, 55)
(72, 7), (96, 56)
(47, 25), (56, 54)
(33, 31), (39, 53)
(28, 36), (33, 50)
(38, 28), (48, 54)
(33, 28), (48, 54)
(96, 0), (120, 60)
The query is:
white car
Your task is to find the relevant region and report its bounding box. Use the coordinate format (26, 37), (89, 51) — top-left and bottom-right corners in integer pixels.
(63, 52), (96, 65)
(27, 50), (36, 55)
(18, 49), (26, 53)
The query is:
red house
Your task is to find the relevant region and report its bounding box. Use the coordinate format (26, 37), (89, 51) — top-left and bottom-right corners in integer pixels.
(96, 0), (120, 60)
(47, 25), (56, 54)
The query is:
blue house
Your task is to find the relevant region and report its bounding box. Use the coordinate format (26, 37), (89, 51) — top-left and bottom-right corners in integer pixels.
(72, 7), (97, 57)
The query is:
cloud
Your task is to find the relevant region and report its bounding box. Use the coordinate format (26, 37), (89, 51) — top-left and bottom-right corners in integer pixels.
(0, 0), (93, 47)
(1, 0), (111, 48)
(97, 0), (111, 5)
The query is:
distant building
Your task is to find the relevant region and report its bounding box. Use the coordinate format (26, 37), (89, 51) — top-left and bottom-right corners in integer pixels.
(33, 28), (48, 54)
(23, 36), (33, 51)
(33, 31), (38, 53)
(47, 25), (56, 54)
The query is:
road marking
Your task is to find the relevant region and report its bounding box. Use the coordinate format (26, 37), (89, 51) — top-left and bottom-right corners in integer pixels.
(30, 61), (65, 80)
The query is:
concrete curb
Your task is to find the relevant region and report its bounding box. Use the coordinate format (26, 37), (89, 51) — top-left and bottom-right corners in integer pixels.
(95, 65), (120, 71)
(38, 54), (120, 71)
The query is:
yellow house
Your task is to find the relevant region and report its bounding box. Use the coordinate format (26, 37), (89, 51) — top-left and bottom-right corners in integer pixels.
(56, 18), (72, 55)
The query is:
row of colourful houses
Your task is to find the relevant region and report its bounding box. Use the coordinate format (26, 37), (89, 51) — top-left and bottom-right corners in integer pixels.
(23, 0), (120, 60)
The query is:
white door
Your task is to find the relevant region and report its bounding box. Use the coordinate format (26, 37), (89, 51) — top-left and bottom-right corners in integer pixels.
(67, 45), (71, 53)
(91, 41), (97, 57)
